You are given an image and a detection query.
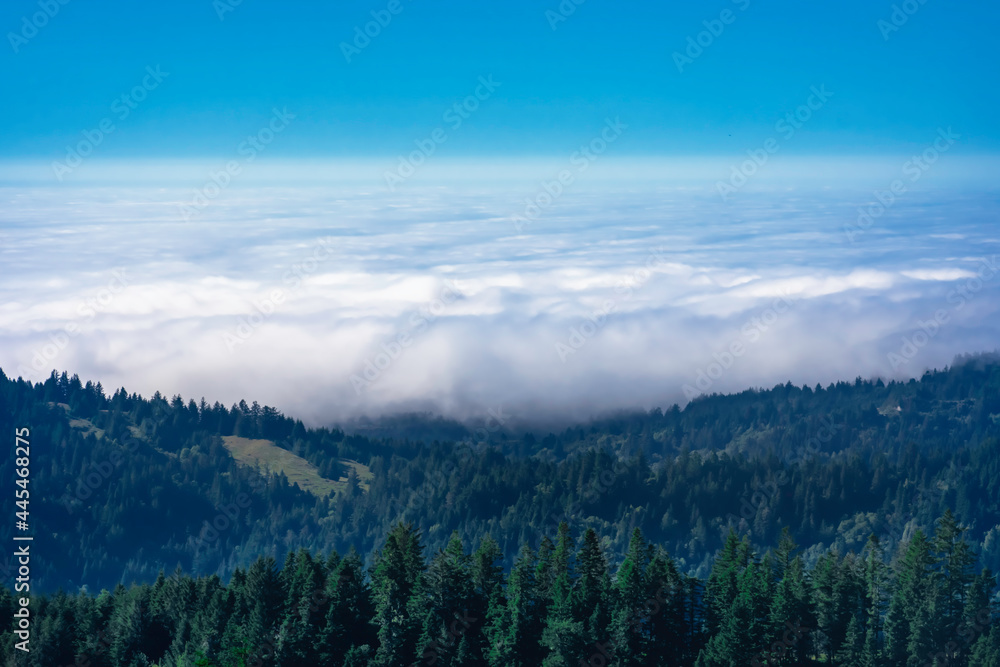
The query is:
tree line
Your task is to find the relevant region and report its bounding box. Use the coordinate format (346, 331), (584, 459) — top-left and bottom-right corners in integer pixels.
(1, 515), (997, 666)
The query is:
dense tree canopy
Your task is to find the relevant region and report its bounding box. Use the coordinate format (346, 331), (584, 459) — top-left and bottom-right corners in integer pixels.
(1, 519), (996, 666)
(2, 355), (1000, 663)
(3, 356), (1000, 592)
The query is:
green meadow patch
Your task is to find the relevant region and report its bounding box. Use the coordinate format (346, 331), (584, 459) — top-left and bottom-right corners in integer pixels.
(222, 435), (370, 497)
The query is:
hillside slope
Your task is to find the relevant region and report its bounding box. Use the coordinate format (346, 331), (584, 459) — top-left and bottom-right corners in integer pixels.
(1, 354), (999, 591)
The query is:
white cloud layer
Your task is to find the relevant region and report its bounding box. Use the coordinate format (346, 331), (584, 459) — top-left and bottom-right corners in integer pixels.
(1, 166), (999, 428)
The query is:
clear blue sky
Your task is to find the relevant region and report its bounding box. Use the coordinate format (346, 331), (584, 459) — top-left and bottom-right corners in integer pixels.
(2, 0), (997, 159)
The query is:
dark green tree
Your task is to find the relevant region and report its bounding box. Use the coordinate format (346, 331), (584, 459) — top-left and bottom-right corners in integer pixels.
(487, 543), (540, 667)
(540, 522), (583, 666)
(610, 528), (652, 666)
(316, 547), (375, 662)
(415, 532), (474, 667)
(884, 529), (936, 666)
(371, 522), (426, 667)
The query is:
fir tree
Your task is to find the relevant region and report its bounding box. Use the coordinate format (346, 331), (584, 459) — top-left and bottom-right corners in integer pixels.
(861, 534), (886, 667)
(488, 543), (540, 667)
(884, 530), (936, 666)
(540, 522), (583, 666)
(371, 522), (426, 667)
(610, 527), (652, 666)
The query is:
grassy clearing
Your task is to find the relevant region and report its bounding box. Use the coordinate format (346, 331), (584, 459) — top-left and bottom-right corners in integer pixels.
(222, 435), (360, 497)
(68, 417), (105, 439)
(337, 459), (374, 492)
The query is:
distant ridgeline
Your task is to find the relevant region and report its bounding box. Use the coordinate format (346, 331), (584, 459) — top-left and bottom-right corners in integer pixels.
(0, 353), (1000, 594)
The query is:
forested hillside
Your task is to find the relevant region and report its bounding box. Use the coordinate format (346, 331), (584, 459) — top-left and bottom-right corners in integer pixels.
(1, 518), (997, 666)
(1, 354), (1000, 594)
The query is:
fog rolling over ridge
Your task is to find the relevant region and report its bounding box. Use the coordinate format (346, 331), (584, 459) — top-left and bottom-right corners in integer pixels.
(1, 167), (998, 427)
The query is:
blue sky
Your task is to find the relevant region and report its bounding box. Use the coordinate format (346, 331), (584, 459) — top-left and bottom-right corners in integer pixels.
(2, 0), (998, 158)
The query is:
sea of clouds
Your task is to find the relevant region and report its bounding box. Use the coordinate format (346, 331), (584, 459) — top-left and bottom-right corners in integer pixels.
(1, 157), (998, 428)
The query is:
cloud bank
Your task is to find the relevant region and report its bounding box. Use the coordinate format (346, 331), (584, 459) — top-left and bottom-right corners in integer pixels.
(1, 159), (998, 428)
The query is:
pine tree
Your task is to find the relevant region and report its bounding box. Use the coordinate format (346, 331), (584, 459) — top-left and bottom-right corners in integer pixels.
(535, 536), (556, 612)
(488, 543), (541, 667)
(35, 592), (76, 667)
(108, 591), (150, 667)
(275, 549), (325, 665)
(645, 548), (684, 667)
(697, 561), (764, 667)
(371, 522), (426, 667)
(962, 568), (995, 655)
(574, 528), (611, 641)
(704, 531), (741, 639)
(316, 548), (375, 664)
(969, 626), (1000, 667)
(861, 534), (886, 667)
(343, 644), (375, 667)
(470, 535), (506, 665)
(812, 550), (862, 661)
(840, 613), (865, 666)
(933, 509), (976, 661)
(681, 575), (708, 665)
(610, 527), (652, 666)
(540, 522), (583, 666)
(240, 555), (282, 659)
(415, 532), (474, 667)
(906, 602), (936, 667)
(768, 528), (811, 663)
(884, 529), (936, 666)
